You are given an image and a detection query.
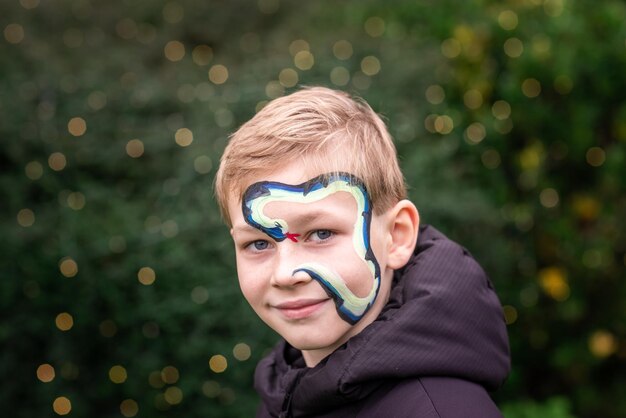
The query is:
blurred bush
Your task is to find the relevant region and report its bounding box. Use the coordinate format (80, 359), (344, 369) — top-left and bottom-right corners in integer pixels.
(1, 0), (625, 417)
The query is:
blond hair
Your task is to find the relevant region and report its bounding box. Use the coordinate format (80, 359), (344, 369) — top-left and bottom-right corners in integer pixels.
(215, 87), (406, 225)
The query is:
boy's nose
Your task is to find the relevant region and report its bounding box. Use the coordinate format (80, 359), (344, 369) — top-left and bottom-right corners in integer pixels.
(271, 246), (311, 288)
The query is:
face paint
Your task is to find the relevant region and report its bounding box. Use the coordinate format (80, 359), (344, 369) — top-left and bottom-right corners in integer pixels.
(242, 173), (381, 325)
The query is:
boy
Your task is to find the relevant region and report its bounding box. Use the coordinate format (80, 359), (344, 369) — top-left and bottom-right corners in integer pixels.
(215, 87), (510, 417)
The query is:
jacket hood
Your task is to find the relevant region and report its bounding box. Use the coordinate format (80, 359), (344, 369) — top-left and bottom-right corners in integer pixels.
(254, 224), (510, 416)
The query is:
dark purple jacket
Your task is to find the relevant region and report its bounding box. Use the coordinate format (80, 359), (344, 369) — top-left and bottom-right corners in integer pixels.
(254, 225), (510, 417)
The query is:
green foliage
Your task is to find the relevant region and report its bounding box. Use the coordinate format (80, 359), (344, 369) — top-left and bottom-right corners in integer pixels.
(1, 0), (625, 417)
(502, 397), (576, 418)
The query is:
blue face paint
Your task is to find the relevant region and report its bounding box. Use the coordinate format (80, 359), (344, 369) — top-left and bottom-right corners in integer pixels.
(242, 173), (381, 325)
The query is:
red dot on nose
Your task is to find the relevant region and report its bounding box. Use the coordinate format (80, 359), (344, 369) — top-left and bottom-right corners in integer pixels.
(285, 232), (300, 242)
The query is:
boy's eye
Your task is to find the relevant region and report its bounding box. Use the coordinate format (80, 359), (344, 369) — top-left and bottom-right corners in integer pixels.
(309, 229), (333, 242)
(248, 240), (270, 251)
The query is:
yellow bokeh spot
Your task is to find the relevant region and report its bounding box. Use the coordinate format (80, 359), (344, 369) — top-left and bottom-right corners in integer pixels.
(463, 89), (483, 110)
(360, 56), (380, 76)
(233, 343), (251, 361)
(425, 85), (445, 105)
(67, 192), (86, 210)
(120, 399), (139, 417)
(492, 100), (511, 120)
(586, 147), (606, 167)
(17, 208), (35, 227)
(209, 354), (228, 373)
(333, 40), (353, 60)
(164, 386), (183, 405)
(109, 365), (128, 384)
(538, 267), (569, 301)
(67, 117), (87, 136)
(194, 155), (213, 174)
(161, 365), (179, 384)
(192, 45), (213, 66)
(25, 161), (44, 180)
(126, 139), (144, 158)
(498, 10), (519, 30)
(364, 16), (385, 37)
(465, 122), (486, 144)
(37, 363), (56, 382)
(278, 68), (298, 88)
(55, 312), (74, 331)
(4, 23), (25, 44)
(504, 37), (524, 58)
(175, 128), (193, 147)
(164, 40), (185, 61)
(137, 267), (156, 285)
(521, 78), (541, 98)
(265, 80), (284, 99)
(288, 39), (309, 56)
(539, 188), (559, 208)
(330, 66), (350, 86)
(518, 143), (544, 170)
(589, 330), (617, 358)
(208, 64), (229, 84)
(53, 396), (72, 415)
(434, 115), (454, 134)
(502, 305), (518, 325)
(294, 50), (314, 70)
(59, 257), (78, 278)
(48, 152), (67, 171)
(571, 195), (601, 222)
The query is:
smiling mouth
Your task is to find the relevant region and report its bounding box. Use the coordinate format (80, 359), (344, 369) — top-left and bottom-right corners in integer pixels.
(274, 299), (329, 320)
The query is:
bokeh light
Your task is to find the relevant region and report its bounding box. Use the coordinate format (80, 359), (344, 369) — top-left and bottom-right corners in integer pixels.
(137, 267), (156, 285)
(360, 56), (381, 76)
(109, 365), (128, 384)
(48, 152), (67, 171)
(164, 40), (185, 61)
(294, 51), (314, 70)
(52, 397), (71, 415)
(233, 343), (251, 361)
(4, 23), (25, 44)
(59, 257), (78, 278)
(209, 355), (227, 373)
(120, 399), (139, 417)
(161, 366), (179, 384)
(55, 313), (74, 331)
(17, 208), (35, 227)
(364, 16), (385, 37)
(36, 364), (55, 382)
(332, 40), (353, 60)
(67, 117), (87, 136)
(208, 65), (229, 84)
(126, 139), (144, 158)
(175, 128), (193, 147)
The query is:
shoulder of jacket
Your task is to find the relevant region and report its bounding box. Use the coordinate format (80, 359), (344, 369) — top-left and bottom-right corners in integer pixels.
(355, 377), (502, 418)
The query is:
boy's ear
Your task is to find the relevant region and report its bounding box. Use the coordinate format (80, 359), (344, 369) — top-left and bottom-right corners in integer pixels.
(385, 200), (420, 270)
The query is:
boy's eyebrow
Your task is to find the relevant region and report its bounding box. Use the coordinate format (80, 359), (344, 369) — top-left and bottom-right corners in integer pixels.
(232, 209), (341, 234)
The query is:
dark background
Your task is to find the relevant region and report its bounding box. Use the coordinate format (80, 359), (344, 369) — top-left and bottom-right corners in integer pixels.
(2, 0), (625, 417)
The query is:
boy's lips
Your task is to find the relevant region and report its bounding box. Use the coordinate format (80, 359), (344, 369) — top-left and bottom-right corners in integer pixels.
(273, 298), (329, 319)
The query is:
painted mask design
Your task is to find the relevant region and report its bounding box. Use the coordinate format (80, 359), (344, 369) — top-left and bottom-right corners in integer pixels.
(242, 173), (381, 324)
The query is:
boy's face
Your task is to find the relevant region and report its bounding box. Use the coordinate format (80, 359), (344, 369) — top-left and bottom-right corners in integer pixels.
(229, 162), (395, 365)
